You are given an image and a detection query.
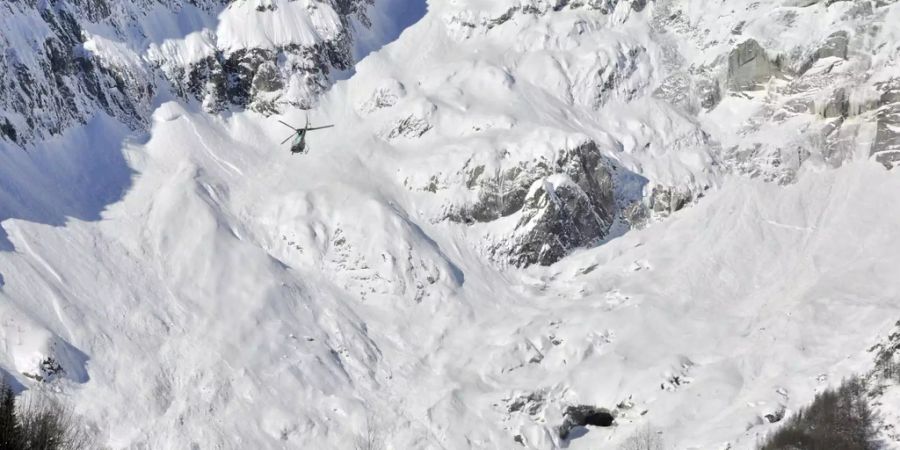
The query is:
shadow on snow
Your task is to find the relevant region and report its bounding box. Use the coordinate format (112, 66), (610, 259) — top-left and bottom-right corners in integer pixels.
(0, 115), (141, 256)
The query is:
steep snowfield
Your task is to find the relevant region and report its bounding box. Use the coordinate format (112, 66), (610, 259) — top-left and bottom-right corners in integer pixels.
(1, 0), (899, 449)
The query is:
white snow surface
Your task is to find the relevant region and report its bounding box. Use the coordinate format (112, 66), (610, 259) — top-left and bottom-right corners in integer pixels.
(1, 0), (900, 449)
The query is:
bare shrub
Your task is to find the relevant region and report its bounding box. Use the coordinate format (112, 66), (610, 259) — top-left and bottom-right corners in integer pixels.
(0, 378), (92, 450)
(621, 424), (664, 450)
(17, 393), (92, 450)
(355, 411), (383, 450)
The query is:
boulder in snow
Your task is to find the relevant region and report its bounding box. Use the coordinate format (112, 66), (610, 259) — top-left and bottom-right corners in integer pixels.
(726, 39), (780, 91)
(558, 405), (615, 439)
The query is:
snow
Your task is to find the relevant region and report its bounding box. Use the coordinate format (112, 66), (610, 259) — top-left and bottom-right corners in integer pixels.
(1, 0), (900, 448)
(217, 1), (344, 53)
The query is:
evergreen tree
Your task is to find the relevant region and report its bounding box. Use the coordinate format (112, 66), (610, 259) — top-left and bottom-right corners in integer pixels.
(0, 380), (21, 450)
(758, 376), (876, 450)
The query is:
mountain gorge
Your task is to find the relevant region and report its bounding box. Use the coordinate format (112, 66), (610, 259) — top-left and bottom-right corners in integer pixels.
(0, 0), (899, 449)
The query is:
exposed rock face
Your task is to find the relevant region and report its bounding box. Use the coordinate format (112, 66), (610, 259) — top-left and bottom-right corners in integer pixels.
(671, 0), (899, 182)
(510, 169), (614, 267)
(594, 46), (648, 108)
(820, 87), (849, 119)
(451, 142), (614, 225)
(873, 80), (900, 169)
(631, 0), (649, 12)
(591, 0), (623, 14)
(382, 111), (435, 140)
(355, 79), (407, 114)
(696, 71), (723, 110)
(0, 0), (372, 144)
(649, 185), (693, 215)
(161, 37), (358, 115)
(654, 69), (721, 113)
(0, 2), (156, 143)
(447, 141), (617, 267)
(726, 39), (779, 90)
(799, 30), (849, 74)
(870, 319), (900, 378)
(506, 391), (547, 415)
(445, 0), (655, 36)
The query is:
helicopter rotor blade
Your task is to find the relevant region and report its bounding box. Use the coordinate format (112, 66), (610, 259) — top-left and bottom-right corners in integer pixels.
(280, 132), (296, 145)
(278, 120), (298, 131)
(304, 125), (334, 132)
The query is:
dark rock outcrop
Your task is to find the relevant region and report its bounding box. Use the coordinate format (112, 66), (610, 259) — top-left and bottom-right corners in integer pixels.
(558, 405), (615, 439)
(649, 185), (693, 214)
(170, 39), (355, 114)
(726, 39), (780, 90)
(696, 71), (723, 110)
(872, 79), (900, 169)
(511, 167), (615, 267)
(0, 0), (372, 144)
(764, 405), (787, 423)
(820, 87), (849, 118)
(506, 391), (546, 416)
(450, 141), (618, 267)
(654, 69), (720, 112)
(0, 2), (155, 143)
(588, 0), (621, 14)
(595, 46), (648, 108)
(799, 30), (849, 74)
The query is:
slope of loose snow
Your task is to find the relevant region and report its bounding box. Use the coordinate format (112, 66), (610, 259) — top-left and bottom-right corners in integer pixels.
(1, 0), (899, 449)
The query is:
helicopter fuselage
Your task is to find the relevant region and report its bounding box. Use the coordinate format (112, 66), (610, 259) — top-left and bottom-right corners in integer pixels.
(290, 130), (307, 154)
(278, 119), (332, 154)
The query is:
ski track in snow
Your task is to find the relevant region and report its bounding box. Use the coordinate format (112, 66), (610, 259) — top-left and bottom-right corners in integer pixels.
(762, 219), (815, 233)
(185, 117), (245, 177)
(15, 231), (63, 284)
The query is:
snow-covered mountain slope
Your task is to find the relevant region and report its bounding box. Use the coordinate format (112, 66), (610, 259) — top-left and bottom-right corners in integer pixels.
(0, 0), (376, 144)
(1, 0), (899, 449)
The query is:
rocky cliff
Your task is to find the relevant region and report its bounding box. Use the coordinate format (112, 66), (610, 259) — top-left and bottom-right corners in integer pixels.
(356, 0), (899, 266)
(0, 0), (372, 144)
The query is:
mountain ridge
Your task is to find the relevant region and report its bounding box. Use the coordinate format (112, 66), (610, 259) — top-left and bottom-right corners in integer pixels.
(0, 0), (899, 448)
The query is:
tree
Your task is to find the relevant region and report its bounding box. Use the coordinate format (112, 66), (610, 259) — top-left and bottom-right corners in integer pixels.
(0, 380), (22, 449)
(0, 379), (91, 450)
(758, 376), (876, 450)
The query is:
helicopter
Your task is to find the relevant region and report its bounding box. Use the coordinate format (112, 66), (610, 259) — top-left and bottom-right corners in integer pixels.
(278, 116), (334, 154)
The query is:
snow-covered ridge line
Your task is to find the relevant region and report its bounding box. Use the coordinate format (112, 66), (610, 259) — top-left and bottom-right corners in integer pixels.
(336, 0), (900, 271)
